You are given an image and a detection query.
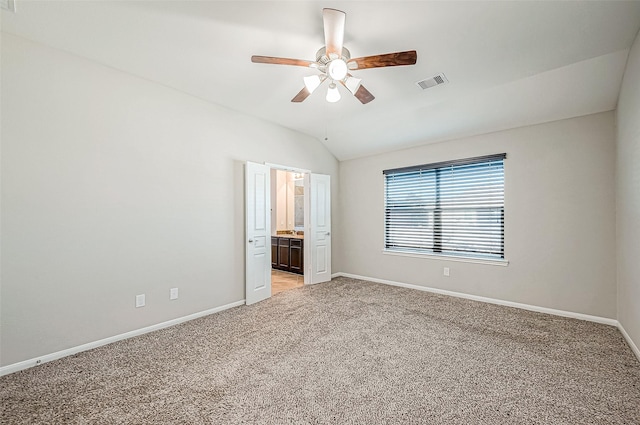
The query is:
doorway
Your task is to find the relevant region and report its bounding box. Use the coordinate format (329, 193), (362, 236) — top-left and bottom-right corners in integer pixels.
(245, 162), (332, 305)
(270, 169), (305, 295)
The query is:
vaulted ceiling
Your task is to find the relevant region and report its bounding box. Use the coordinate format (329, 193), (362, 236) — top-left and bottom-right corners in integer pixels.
(3, 1), (640, 160)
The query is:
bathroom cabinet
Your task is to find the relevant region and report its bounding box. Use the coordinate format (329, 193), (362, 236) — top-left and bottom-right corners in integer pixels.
(271, 236), (304, 275)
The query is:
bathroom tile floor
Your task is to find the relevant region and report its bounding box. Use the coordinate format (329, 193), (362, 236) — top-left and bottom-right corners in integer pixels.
(271, 269), (304, 295)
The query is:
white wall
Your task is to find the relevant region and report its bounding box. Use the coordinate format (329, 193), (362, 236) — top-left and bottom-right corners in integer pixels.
(276, 170), (288, 231)
(339, 112), (616, 318)
(274, 170), (295, 232)
(0, 34), (339, 366)
(616, 30), (640, 351)
(270, 169), (278, 234)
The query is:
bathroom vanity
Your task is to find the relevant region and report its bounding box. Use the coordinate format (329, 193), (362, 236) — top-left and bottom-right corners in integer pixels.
(271, 235), (304, 275)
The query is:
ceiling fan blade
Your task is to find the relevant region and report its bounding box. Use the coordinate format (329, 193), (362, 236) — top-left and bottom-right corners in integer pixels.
(354, 85), (375, 104)
(323, 8), (346, 58)
(291, 87), (312, 103)
(348, 50), (417, 70)
(251, 56), (317, 68)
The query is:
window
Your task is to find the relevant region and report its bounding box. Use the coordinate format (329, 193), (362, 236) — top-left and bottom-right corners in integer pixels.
(384, 153), (506, 260)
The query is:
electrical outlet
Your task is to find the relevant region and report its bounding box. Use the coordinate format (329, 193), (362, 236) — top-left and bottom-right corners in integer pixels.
(170, 288), (179, 300)
(135, 294), (145, 308)
(443, 267), (450, 277)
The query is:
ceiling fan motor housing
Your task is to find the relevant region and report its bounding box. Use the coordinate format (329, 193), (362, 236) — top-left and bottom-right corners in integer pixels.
(316, 47), (350, 82)
(315, 46), (351, 64)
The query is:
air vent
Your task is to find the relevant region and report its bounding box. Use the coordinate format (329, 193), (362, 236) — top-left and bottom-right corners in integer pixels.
(416, 73), (449, 90)
(0, 0), (16, 12)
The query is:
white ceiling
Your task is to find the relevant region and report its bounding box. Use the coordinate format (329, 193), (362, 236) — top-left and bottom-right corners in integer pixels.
(3, 1), (640, 160)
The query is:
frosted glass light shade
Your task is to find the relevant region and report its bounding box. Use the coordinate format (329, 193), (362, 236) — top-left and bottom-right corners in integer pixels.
(343, 76), (362, 95)
(303, 75), (322, 93)
(326, 83), (341, 103)
(327, 59), (348, 81)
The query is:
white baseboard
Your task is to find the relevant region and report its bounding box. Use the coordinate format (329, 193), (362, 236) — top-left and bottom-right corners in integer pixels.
(332, 272), (619, 326)
(617, 322), (640, 362)
(0, 300), (245, 377)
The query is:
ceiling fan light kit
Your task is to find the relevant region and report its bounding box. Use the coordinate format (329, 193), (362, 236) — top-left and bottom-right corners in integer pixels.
(251, 8), (417, 104)
(326, 83), (341, 103)
(343, 76), (362, 95)
(303, 75), (324, 93)
(327, 59), (348, 81)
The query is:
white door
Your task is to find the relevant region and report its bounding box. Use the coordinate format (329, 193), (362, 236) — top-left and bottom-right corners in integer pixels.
(245, 162), (271, 305)
(305, 173), (331, 284)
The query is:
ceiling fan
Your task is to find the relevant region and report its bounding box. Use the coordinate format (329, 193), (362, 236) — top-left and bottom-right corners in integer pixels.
(251, 8), (417, 104)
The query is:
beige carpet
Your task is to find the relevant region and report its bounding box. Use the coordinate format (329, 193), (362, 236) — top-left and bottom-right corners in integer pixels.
(1, 277), (639, 424)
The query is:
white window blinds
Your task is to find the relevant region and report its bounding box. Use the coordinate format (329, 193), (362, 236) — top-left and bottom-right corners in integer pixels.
(384, 154), (506, 260)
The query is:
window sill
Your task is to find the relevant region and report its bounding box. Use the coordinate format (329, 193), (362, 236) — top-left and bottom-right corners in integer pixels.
(382, 249), (509, 267)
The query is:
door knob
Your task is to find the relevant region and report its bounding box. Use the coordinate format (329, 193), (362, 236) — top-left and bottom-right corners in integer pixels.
(326, 232), (331, 236)
(248, 239), (254, 243)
